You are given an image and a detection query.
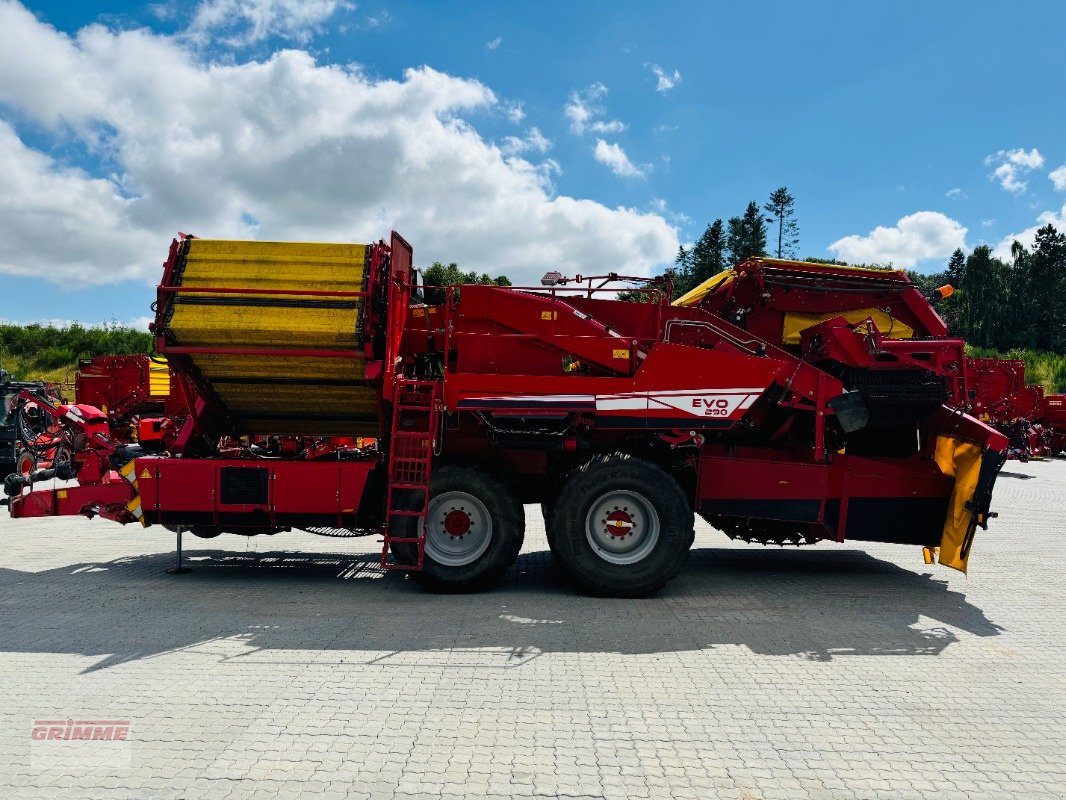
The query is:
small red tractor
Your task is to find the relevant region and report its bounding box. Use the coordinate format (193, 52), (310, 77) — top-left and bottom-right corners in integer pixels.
(3, 237), (1007, 595)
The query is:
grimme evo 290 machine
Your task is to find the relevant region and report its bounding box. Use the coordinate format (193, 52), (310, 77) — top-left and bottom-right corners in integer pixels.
(3, 233), (1007, 596)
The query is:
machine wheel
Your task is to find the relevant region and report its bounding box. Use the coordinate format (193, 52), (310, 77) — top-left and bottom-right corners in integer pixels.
(16, 450), (35, 477)
(551, 454), (694, 597)
(392, 464), (525, 591)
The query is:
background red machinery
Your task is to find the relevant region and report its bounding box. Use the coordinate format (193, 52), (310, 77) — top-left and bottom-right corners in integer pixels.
(75, 354), (188, 450)
(1043, 395), (1066, 454)
(964, 357), (1051, 460)
(674, 258), (1058, 461)
(4, 236), (1008, 596)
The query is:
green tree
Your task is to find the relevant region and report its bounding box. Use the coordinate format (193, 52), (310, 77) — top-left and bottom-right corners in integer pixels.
(959, 246), (1009, 347)
(689, 219), (726, 287)
(1026, 224), (1066, 351)
(421, 261), (510, 304)
(725, 202), (768, 265)
(945, 248), (966, 286)
(669, 245), (694, 296)
(763, 187), (799, 258)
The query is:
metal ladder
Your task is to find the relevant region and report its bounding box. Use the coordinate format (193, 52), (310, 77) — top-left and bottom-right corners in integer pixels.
(380, 379), (440, 570)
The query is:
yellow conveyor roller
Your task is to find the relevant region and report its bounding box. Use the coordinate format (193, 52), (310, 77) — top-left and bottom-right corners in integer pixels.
(164, 239), (380, 436)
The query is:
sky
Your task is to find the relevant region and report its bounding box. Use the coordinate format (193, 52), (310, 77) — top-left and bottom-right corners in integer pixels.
(1, 0), (1064, 328)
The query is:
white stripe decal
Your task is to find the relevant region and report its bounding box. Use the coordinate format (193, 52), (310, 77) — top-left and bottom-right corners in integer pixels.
(596, 398), (648, 411)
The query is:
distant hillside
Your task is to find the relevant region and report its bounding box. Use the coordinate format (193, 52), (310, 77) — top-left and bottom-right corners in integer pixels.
(0, 323), (152, 384)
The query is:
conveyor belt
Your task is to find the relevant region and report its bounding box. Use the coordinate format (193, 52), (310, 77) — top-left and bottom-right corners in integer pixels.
(162, 239), (379, 435)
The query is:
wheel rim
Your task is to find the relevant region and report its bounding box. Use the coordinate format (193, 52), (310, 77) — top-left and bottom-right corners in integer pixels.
(585, 490), (660, 565)
(425, 490), (493, 567)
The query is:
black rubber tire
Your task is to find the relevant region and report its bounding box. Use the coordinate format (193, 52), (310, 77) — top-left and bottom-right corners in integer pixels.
(541, 501), (559, 558)
(392, 463), (525, 592)
(551, 453), (694, 597)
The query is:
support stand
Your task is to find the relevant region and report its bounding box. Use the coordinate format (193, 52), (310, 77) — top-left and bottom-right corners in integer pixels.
(166, 526), (192, 574)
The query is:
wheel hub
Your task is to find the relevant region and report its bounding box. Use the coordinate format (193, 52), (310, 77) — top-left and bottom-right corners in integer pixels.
(443, 508), (472, 537)
(425, 491), (494, 567)
(604, 510), (634, 538)
(585, 490), (661, 565)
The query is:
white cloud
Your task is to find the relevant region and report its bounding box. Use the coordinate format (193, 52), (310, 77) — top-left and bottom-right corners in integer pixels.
(648, 64), (681, 93)
(485, 36), (502, 50)
(985, 148), (1045, 194)
(502, 100), (525, 124)
(185, 0), (353, 46)
(0, 2), (677, 286)
(565, 83), (626, 135)
(992, 203), (1066, 260)
(650, 197), (691, 226)
(499, 127), (551, 158)
(593, 139), (645, 179)
(981, 218), (996, 228)
(1050, 164), (1066, 192)
(945, 188), (963, 199)
(828, 212), (967, 266)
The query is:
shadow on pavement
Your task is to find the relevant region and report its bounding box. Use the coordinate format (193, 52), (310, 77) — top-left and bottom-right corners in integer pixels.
(0, 543), (1002, 672)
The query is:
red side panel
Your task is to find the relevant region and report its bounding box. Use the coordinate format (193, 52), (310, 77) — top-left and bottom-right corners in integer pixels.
(136, 458), (378, 529)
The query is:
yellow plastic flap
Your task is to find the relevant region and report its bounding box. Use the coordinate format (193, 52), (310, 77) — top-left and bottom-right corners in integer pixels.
(934, 436), (984, 572)
(781, 309), (915, 345)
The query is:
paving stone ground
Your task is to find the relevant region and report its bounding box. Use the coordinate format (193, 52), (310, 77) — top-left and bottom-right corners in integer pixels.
(0, 458), (1063, 800)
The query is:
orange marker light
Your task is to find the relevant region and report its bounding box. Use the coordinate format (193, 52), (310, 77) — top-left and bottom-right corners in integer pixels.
(935, 284), (955, 299)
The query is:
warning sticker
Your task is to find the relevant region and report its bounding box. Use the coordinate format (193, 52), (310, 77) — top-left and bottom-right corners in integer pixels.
(612, 349), (629, 359)
(139, 469), (152, 480)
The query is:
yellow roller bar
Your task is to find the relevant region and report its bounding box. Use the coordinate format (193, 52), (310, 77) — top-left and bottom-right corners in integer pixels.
(181, 240), (369, 293)
(148, 357), (171, 397)
(672, 269), (735, 307)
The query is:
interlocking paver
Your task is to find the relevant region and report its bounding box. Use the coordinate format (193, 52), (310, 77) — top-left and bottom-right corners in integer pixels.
(1, 458), (1065, 799)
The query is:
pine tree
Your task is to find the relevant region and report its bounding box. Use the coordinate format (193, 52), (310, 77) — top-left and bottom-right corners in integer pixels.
(763, 187), (799, 258)
(726, 202), (768, 265)
(945, 248), (966, 286)
(671, 245), (693, 295)
(690, 219), (725, 285)
(1027, 224), (1066, 351)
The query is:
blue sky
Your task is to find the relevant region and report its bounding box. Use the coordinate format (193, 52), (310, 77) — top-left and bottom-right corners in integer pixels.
(2, 0), (1065, 327)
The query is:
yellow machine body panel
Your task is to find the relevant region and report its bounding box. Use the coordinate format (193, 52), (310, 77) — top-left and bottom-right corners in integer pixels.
(781, 309), (915, 345)
(164, 239), (379, 435)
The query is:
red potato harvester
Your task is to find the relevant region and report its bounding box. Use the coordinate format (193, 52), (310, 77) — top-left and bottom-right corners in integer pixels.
(3, 236), (1007, 596)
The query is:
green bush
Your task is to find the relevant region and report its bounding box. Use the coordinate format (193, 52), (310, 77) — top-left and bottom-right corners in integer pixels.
(0, 322), (152, 379)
